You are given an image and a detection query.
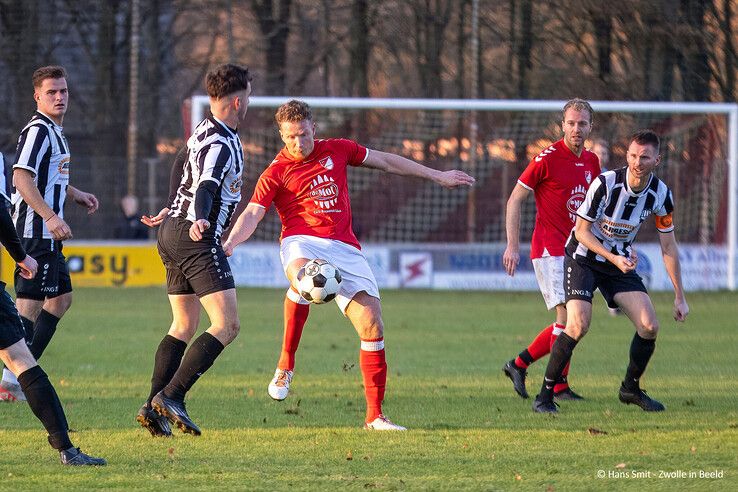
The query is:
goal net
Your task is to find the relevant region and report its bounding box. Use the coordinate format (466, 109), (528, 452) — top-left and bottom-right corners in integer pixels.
(190, 97), (737, 290)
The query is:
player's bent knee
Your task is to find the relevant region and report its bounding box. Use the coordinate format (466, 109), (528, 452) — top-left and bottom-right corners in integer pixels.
(565, 323), (588, 340)
(216, 320), (240, 344)
(45, 294), (72, 316)
(638, 321), (659, 339)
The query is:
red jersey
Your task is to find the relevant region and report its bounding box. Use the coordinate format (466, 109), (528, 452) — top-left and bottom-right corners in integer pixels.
(518, 139), (600, 259)
(249, 138), (369, 249)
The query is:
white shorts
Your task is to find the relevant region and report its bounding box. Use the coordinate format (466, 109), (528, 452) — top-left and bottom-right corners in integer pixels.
(532, 255), (566, 310)
(280, 235), (380, 314)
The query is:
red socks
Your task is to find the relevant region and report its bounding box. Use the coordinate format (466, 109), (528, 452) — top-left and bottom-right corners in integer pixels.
(277, 290), (310, 371)
(515, 323), (557, 369)
(360, 338), (386, 423)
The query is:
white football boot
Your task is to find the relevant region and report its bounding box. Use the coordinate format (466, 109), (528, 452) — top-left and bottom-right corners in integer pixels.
(267, 369), (293, 401)
(0, 380), (26, 402)
(364, 414), (407, 431)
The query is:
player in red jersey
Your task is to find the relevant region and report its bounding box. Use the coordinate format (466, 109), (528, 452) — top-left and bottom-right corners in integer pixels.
(501, 99), (600, 400)
(223, 99), (474, 430)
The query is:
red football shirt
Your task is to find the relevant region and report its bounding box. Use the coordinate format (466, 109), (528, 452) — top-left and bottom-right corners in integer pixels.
(518, 139), (601, 259)
(250, 138), (369, 249)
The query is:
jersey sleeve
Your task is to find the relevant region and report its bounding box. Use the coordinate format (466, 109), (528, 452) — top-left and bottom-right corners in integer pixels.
(196, 143), (232, 185)
(654, 188), (675, 233)
(577, 175), (608, 222)
(0, 154), (9, 203)
(249, 166), (280, 209)
(13, 124), (50, 176)
(341, 139), (369, 167)
(517, 155), (546, 191)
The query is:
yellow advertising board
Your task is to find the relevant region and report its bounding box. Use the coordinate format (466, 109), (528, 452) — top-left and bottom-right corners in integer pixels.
(0, 241), (166, 287)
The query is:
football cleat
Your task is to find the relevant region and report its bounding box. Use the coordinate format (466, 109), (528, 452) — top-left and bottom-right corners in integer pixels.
(364, 414), (407, 431)
(136, 403), (172, 437)
(554, 387), (585, 401)
(618, 384), (665, 412)
(532, 396), (559, 413)
(151, 392), (202, 436)
(502, 360), (529, 399)
(60, 447), (107, 466)
(268, 369), (293, 401)
(0, 387), (18, 402)
(0, 381), (26, 402)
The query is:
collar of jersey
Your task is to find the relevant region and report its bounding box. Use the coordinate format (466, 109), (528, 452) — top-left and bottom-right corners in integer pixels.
(209, 115), (238, 137)
(35, 110), (62, 130)
(624, 167), (653, 197)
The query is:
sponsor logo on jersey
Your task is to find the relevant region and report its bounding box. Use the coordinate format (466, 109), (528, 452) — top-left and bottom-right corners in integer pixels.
(567, 185), (587, 222)
(319, 156), (335, 170)
(310, 174), (339, 209)
(58, 156), (71, 175)
(599, 218), (635, 239)
(534, 145), (556, 162)
(230, 177), (242, 193)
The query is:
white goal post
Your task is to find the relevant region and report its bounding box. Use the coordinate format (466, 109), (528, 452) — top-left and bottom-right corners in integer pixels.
(190, 96), (738, 290)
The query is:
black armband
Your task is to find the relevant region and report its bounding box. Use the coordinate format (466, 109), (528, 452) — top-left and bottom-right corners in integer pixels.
(0, 202), (26, 262)
(194, 180), (218, 221)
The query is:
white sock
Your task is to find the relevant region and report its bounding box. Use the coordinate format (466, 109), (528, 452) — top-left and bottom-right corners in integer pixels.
(2, 367), (19, 385)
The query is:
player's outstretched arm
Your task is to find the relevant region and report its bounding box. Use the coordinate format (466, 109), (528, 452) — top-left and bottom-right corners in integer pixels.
(573, 218), (636, 273)
(67, 185), (99, 215)
(503, 184), (531, 277)
(363, 150), (475, 188)
(658, 230), (689, 322)
(142, 146), (186, 228)
(222, 203), (266, 256)
(141, 207), (170, 227)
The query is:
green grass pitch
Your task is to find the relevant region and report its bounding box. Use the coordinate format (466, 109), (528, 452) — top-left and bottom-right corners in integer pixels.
(1, 288), (736, 490)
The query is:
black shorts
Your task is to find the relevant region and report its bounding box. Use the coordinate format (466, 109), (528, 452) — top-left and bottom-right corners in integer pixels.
(565, 254), (647, 309)
(14, 239), (72, 300)
(0, 282), (27, 350)
(157, 215), (234, 297)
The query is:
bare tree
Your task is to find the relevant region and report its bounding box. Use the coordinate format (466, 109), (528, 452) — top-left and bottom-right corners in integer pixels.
(251, 0), (293, 95)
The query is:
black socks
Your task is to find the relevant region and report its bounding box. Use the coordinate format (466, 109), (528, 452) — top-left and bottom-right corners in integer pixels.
(28, 310), (60, 360)
(17, 365), (73, 451)
(623, 333), (656, 390)
(539, 332), (578, 401)
(517, 349), (534, 367)
(147, 335), (188, 404)
(162, 332), (225, 402)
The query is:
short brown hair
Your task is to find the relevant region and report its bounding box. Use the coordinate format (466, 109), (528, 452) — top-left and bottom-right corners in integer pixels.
(630, 129), (660, 152)
(275, 100), (312, 126)
(562, 98), (594, 123)
(205, 64), (252, 99)
(32, 65), (67, 88)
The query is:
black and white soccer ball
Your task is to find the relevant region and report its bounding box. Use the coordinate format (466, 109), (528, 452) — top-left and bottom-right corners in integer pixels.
(297, 259), (342, 304)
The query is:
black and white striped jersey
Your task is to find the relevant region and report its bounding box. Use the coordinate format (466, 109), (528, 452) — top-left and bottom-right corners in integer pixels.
(11, 111), (71, 239)
(168, 115), (244, 237)
(566, 167), (674, 263)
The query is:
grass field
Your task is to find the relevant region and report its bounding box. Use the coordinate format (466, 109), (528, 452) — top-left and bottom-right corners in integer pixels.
(1, 287), (736, 490)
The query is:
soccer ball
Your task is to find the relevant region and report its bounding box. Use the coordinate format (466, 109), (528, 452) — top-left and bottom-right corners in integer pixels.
(297, 259), (342, 304)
